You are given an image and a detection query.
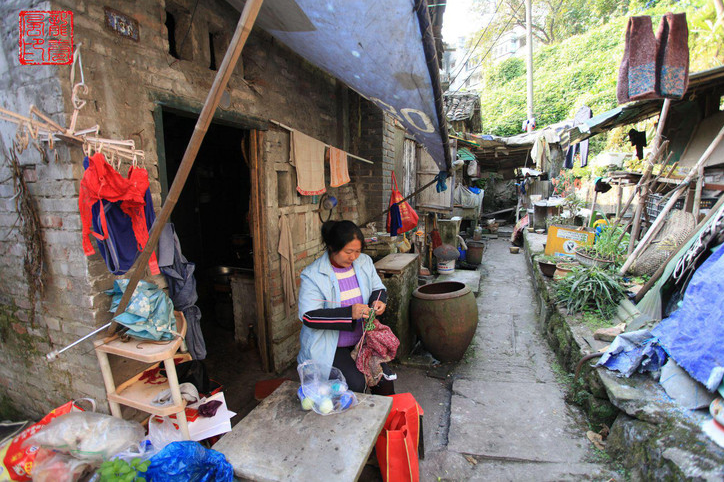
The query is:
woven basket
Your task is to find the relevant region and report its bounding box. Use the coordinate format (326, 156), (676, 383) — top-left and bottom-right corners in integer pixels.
(630, 210), (696, 276)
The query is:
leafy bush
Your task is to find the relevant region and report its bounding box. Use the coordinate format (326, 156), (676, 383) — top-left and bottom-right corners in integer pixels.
(555, 266), (627, 319)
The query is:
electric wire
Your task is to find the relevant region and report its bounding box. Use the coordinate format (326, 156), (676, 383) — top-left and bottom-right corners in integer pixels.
(450, 0), (525, 94)
(447, 0), (505, 89)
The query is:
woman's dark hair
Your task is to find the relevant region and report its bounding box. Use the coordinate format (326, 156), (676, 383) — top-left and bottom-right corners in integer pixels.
(321, 220), (365, 253)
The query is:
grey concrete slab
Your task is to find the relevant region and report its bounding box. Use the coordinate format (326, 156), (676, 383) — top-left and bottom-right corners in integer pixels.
(420, 450), (617, 481)
(435, 269), (481, 294)
(448, 379), (590, 463)
(214, 381), (391, 482)
(526, 231), (548, 254)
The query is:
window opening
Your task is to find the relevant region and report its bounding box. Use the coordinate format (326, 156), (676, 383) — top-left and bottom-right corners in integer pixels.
(209, 32), (217, 70)
(165, 11), (179, 59)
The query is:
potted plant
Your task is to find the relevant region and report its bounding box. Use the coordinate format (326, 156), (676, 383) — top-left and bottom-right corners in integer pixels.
(555, 265), (627, 319)
(575, 225), (629, 268)
(537, 255), (559, 277)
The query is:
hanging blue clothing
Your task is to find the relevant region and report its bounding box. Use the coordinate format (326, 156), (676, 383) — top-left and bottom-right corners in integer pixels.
(158, 223), (207, 360)
(83, 157), (156, 275)
(565, 106), (592, 168)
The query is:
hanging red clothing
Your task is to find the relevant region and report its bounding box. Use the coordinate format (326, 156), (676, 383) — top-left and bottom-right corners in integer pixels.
(78, 153), (159, 275)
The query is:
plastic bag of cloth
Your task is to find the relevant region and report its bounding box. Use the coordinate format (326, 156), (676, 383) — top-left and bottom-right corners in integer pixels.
(28, 448), (94, 482)
(23, 412), (144, 461)
(145, 441), (233, 482)
(296, 360), (358, 415)
(105, 279), (177, 341)
(453, 184), (481, 209)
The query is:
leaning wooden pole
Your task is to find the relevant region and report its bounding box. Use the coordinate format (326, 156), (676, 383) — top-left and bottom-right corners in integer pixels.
(628, 99), (671, 254)
(620, 123), (724, 276)
(107, 0), (264, 335)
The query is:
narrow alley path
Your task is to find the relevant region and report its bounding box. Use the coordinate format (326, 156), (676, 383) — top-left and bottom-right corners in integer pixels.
(418, 238), (617, 480)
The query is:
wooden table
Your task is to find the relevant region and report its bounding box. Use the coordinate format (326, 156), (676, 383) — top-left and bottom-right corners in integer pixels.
(214, 381), (392, 481)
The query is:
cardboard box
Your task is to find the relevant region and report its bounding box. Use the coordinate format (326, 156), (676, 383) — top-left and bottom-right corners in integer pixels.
(544, 225), (594, 258)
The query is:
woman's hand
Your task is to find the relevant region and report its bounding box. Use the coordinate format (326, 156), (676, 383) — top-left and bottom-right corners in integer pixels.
(372, 301), (386, 316)
(351, 303), (371, 320)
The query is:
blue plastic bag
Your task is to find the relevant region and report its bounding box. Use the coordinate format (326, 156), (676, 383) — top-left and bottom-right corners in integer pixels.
(146, 441), (233, 482)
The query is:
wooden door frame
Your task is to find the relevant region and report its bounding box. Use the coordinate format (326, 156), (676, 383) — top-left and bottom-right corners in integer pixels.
(249, 130), (272, 372)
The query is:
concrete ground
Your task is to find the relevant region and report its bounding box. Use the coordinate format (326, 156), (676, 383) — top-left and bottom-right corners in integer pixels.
(392, 237), (619, 481)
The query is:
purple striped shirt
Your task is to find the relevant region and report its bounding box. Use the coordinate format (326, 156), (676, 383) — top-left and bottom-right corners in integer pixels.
(333, 265), (364, 347)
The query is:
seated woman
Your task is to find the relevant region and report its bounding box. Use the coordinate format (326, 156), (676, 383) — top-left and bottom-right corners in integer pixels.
(297, 220), (395, 395)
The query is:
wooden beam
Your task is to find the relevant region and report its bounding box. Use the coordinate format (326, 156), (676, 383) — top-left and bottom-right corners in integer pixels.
(108, 0), (264, 334)
(250, 130), (271, 371)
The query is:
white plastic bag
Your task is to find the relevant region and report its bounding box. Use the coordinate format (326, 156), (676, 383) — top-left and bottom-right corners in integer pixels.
(23, 412), (144, 461)
(297, 360), (358, 416)
(147, 416), (184, 451)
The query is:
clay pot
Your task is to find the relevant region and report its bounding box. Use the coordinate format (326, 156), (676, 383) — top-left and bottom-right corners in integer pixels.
(538, 261), (557, 277)
(466, 241), (485, 265)
(553, 261), (579, 280)
(411, 281), (478, 362)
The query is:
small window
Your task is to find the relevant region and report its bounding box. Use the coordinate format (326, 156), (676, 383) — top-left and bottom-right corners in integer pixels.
(208, 33), (217, 70)
(165, 11), (179, 59)
(165, 5), (192, 61)
(719, 95), (724, 112)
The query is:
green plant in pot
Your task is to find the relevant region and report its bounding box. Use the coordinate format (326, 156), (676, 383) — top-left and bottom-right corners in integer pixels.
(576, 225), (629, 268)
(555, 265), (626, 320)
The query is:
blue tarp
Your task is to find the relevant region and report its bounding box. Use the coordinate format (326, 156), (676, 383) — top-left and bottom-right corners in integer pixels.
(598, 244), (724, 391)
(253, 0), (451, 171)
(652, 244), (724, 391)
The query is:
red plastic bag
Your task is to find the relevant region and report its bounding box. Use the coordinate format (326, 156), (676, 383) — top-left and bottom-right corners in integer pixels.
(386, 172), (419, 235)
(0, 400), (89, 481)
(375, 393), (424, 482)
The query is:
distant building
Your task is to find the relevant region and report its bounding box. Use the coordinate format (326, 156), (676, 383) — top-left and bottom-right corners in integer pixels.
(492, 26), (528, 62)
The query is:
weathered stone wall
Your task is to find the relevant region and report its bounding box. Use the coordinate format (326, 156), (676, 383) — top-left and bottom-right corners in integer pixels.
(0, 0), (391, 416)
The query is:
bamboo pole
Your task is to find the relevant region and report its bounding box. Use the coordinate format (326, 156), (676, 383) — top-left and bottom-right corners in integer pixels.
(693, 162), (705, 220)
(628, 99), (672, 254)
(634, 193), (724, 303)
(608, 140), (669, 233)
(106, 0), (264, 335)
(621, 124), (724, 276)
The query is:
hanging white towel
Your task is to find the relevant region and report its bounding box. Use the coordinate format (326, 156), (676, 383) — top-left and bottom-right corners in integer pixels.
(291, 130), (326, 195)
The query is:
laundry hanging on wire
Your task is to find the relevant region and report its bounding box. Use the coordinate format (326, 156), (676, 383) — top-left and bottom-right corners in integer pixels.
(271, 119), (370, 195)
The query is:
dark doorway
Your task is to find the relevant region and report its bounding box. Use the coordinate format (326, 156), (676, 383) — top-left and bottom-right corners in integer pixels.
(160, 109), (267, 421)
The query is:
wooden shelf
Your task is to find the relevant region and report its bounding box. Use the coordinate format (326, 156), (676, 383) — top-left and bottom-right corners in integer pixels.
(94, 312), (187, 363)
(95, 311), (191, 439)
(108, 353), (192, 416)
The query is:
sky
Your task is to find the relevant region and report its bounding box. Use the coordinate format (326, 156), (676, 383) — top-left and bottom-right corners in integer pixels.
(441, 0), (485, 46)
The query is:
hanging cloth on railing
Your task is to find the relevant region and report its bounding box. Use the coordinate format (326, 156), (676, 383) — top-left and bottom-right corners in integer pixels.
(291, 130), (327, 195)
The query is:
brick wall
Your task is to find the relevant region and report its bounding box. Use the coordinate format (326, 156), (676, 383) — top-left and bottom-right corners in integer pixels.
(0, 0), (391, 416)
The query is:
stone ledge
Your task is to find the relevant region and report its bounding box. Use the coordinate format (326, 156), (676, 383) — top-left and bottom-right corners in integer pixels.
(523, 230), (724, 480)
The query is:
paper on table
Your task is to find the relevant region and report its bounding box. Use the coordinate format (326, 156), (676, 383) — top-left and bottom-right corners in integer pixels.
(187, 391), (236, 441)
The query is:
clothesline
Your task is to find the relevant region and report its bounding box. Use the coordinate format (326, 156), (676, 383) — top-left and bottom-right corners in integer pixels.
(269, 119), (373, 165)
